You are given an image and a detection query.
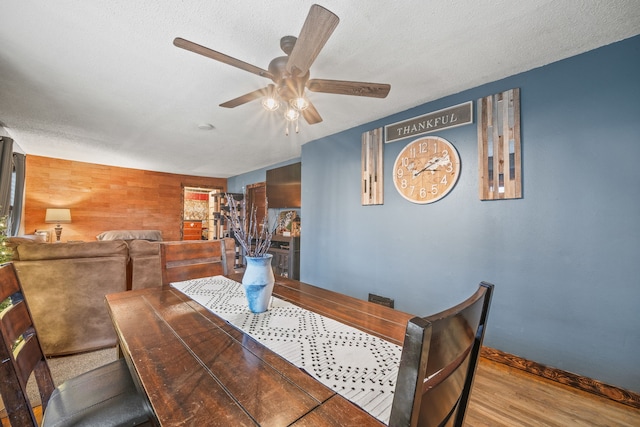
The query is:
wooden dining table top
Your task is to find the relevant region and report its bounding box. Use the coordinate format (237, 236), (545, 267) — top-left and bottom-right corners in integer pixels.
(105, 273), (415, 426)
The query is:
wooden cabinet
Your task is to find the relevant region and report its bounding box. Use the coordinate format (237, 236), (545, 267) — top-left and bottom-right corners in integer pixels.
(246, 182), (267, 234)
(268, 235), (300, 280)
(182, 221), (202, 240)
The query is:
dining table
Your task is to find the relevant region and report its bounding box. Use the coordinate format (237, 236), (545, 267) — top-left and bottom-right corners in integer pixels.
(105, 273), (415, 426)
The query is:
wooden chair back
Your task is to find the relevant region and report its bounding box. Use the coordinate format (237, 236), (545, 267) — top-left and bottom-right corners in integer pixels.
(160, 238), (236, 285)
(0, 262), (55, 426)
(389, 282), (494, 427)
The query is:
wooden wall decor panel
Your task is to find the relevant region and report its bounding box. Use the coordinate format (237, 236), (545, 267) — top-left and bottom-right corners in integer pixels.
(361, 127), (384, 205)
(23, 156), (226, 242)
(477, 88), (522, 200)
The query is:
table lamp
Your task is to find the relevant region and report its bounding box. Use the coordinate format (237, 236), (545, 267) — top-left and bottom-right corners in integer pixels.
(45, 208), (72, 242)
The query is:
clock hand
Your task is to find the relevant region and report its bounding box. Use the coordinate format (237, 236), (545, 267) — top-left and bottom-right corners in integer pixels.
(414, 153), (453, 177)
(413, 157), (442, 177)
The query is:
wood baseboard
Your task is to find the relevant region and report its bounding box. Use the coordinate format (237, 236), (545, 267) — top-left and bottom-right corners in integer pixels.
(480, 347), (640, 410)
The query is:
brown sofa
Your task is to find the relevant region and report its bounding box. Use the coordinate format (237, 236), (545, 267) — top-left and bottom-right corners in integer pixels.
(95, 229), (164, 290)
(10, 237), (236, 356)
(12, 240), (133, 356)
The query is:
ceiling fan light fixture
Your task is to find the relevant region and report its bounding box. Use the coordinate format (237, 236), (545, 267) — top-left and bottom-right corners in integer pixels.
(284, 107), (300, 122)
(290, 96), (309, 111)
(262, 96), (280, 111)
(176, 5), (388, 137)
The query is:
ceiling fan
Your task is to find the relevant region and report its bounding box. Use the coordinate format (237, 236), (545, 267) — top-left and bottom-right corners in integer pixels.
(174, 4), (390, 134)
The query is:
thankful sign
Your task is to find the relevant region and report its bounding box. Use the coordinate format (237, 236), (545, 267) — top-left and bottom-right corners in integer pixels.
(384, 101), (473, 143)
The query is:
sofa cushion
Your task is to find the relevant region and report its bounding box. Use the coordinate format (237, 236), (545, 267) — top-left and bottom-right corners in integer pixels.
(127, 240), (162, 290)
(13, 242), (129, 355)
(7, 235), (46, 244)
(15, 240), (128, 261)
(6, 235), (46, 250)
(97, 230), (162, 241)
(128, 239), (160, 257)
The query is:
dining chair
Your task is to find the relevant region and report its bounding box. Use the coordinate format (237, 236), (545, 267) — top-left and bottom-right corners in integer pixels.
(160, 238), (235, 285)
(0, 262), (153, 426)
(389, 282), (494, 427)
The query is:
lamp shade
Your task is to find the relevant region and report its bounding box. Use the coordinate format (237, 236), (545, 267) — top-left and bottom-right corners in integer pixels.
(45, 208), (72, 224)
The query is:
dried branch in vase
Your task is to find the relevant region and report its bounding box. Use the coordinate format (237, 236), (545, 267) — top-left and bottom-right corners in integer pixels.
(226, 194), (273, 258)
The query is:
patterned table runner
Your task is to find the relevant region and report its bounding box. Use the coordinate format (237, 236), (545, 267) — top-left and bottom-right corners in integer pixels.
(171, 276), (401, 424)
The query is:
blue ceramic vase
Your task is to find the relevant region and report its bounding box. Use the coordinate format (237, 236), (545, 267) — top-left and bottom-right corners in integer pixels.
(242, 254), (275, 313)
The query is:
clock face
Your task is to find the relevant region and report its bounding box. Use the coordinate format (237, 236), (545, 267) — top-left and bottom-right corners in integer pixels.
(392, 136), (461, 204)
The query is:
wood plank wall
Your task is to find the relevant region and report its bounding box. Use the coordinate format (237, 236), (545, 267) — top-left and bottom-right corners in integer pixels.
(23, 155), (226, 242)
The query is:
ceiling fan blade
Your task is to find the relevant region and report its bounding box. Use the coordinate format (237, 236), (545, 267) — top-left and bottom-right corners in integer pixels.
(307, 79), (390, 98)
(286, 5), (339, 75)
(301, 101), (323, 124)
(220, 85), (272, 108)
(174, 37), (273, 80)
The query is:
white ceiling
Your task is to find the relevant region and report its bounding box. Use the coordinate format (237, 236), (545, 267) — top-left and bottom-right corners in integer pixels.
(1, 1), (639, 178)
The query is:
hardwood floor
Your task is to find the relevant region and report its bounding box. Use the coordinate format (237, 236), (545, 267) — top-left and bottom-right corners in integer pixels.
(3, 357), (639, 426)
(1, 407), (40, 427)
(466, 359), (640, 426)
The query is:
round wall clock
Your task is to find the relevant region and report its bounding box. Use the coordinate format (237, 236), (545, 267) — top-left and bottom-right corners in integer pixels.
(392, 136), (461, 204)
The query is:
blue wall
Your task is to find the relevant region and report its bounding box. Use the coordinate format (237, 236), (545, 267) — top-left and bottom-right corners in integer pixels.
(230, 35), (640, 392)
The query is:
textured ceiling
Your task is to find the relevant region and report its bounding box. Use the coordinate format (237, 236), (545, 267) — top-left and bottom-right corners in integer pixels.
(1, 1), (639, 177)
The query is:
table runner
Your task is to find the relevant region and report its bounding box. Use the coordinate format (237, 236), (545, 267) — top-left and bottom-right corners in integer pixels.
(171, 276), (401, 424)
